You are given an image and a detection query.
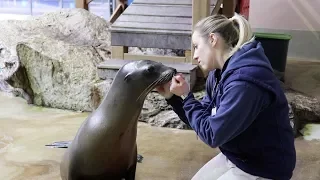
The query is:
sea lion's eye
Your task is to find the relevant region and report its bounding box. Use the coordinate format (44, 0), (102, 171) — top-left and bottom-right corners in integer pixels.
(146, 66), (155, 73)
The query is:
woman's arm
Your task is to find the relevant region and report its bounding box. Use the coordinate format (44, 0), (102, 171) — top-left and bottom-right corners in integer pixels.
(166, 92), (213, 129)
(166, 71), (216, 129)
(183, 81), (270, 148)
(165, 95), (190, 127)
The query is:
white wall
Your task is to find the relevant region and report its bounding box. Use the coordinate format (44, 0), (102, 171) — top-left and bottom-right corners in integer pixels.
(249, 0), (320, 31)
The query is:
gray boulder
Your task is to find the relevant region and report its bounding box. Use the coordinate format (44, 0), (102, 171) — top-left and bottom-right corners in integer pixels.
(0, 8), (111, 111)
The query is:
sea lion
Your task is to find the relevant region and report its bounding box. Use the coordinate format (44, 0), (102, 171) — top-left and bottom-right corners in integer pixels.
(59, 60), (177, 180)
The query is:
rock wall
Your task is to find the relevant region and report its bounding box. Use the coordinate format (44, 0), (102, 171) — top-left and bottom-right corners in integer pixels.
(90, 77), (319, 133)
(92, 78), (320, 132)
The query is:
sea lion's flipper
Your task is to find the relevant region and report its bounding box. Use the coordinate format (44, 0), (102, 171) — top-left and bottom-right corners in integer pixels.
(45, 141), (72, 148)
(124, 160), (137, 180)
(124, 146), (138, 180)
(137, 154), (143, 163)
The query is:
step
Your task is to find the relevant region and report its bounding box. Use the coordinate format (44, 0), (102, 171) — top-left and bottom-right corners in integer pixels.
(110, 1), (217, 50)
(97, 59), (198, 90)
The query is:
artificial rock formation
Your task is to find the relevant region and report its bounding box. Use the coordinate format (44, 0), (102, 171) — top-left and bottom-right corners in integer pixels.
(0, 9), (185, 112)
(0, 9), (111, 111)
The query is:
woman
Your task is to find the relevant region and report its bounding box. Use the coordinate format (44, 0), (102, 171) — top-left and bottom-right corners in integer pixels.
(156, 14), (296, 180)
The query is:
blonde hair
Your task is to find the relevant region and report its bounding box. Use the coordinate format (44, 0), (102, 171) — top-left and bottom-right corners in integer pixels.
(194, 13), (255, 58)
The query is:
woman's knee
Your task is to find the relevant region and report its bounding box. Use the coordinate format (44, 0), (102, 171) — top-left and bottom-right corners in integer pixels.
(191, 153), (230, 180)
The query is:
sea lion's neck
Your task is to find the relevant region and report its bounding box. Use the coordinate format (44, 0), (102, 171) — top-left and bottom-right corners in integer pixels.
(105, 81), (146, 105)
(90, 84), (143, 139)
(96, 80), (147, 125)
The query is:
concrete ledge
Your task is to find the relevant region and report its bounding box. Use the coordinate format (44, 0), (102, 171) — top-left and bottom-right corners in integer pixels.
(123, 53), (187, 63)
(111, 31), (191, 50)
(97, 59), (198, 90)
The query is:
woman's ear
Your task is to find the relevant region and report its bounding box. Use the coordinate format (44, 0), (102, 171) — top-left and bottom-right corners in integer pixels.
(209, 33), (218, 47)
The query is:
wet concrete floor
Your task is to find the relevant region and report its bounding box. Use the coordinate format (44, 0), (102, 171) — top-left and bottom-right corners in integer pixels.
(1, 59), (320, 180)
(0, 91), (320, 180)
(285, 58), (320, 100)
(0, 92), (217, 180)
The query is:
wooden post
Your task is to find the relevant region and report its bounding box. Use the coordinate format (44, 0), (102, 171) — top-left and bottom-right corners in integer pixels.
(192, 0), (210, 31)
(191, 0), (210, 64)
(185, 50), (192, 63)
(109, 0), (128, 24)
(211, 0), (224, 15)
(75, 0), (93, 10)
(109, 1), (129, 60)
(111, 46), (128, 59)
(222, 0), (236, 18)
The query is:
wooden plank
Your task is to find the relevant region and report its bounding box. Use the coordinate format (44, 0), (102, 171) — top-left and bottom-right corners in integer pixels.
(119, 4), (216, 20)
(111, 31), (191, 50)
(134, 0), (216, 6)
(110, 27), (191, 35)
(117, 14), (192, 24)
(124, 54), (186, 63)
(112, 21), (192, 31)
(123, 4), (192, 17)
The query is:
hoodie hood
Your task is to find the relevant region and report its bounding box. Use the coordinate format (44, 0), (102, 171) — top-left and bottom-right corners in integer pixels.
(218, 39), (283, 99)
(221, 40), (274, 80)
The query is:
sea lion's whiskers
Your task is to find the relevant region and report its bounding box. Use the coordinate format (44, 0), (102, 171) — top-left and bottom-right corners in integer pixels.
(136, 72), (174, 102)
(136, 78), (161, 102)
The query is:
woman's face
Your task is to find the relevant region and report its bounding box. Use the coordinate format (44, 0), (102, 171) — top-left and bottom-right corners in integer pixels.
(192, 31), (218, 72)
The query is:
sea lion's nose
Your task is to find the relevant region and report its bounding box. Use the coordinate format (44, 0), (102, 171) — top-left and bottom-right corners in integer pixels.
(171, 68), (177, 74)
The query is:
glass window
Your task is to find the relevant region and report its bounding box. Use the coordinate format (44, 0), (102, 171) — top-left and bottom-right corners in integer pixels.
(89, 0), (111, 20)
(31, 0), (61, 16)
(0, 0), (32, 15)
(0, 0), (113, 20)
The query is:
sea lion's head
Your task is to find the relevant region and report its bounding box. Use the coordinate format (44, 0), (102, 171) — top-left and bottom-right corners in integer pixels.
(118, 60), (177, 100)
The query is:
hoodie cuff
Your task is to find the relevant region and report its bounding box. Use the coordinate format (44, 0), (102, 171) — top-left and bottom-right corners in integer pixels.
(182, 92), (194, 103)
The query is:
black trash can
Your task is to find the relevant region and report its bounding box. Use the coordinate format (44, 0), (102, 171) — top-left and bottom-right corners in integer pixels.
(254, 32), (292, 82)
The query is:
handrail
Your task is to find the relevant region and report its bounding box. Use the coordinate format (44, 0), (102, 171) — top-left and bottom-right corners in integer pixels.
(109, 2), (128, 24)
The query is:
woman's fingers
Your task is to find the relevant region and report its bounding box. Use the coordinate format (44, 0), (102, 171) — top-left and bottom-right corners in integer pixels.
(172, 74), (185, 87)
(175, 74), (185, 83)
(155, 86), (163, 92)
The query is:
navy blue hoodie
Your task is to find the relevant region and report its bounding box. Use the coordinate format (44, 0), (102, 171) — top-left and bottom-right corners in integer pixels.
(166, 40), (296, 180)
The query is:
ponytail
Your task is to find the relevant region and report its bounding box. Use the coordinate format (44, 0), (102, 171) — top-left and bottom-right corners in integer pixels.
(228, 13), (255, 57)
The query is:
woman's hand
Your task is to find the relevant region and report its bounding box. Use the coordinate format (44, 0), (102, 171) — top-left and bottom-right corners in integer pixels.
(170, 74), (190, 97)
(155, 81), (174, 99)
